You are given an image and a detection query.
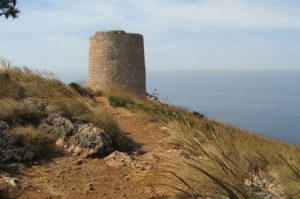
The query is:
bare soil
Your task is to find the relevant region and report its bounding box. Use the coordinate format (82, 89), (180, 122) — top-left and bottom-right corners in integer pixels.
(5, 105), (182, 199)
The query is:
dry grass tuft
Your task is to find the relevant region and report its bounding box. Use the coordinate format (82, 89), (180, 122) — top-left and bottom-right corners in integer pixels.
(0, 98), (45, 126)
(0, 60), (123, 150)
(162, 118), (300, 198)
(13, 126), (55, 157)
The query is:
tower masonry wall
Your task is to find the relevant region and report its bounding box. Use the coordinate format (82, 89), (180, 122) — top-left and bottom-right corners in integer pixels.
(88, 30), (146, 95)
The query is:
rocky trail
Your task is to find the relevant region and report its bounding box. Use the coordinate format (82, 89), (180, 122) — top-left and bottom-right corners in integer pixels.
(0, 99), (289, 199)
(1, 106), (182, 199)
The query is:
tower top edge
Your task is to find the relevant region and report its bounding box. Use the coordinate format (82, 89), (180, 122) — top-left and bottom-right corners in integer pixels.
(91, 30), (143, 37)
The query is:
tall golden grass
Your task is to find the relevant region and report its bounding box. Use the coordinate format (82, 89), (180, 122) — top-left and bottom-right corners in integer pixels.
(2, 59), (300, 197)
(0, 60), (122, 149)
(163, 117), (300, 198)
(104, 85), (300, 197)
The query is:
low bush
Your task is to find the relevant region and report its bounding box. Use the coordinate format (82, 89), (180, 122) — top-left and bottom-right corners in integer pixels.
(108, 94), (197, 125)
(13, 126), (55, 157)
(0, 98), (45, 127)
(109, 95), (134, 108)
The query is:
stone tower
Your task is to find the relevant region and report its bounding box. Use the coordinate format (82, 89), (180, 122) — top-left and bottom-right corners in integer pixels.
(88, 30), (146, 95)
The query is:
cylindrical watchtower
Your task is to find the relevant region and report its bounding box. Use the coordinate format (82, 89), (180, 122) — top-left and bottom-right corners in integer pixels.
(88, 30), (146, 95)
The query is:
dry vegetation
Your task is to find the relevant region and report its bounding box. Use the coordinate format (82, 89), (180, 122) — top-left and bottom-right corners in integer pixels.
(12, 126), (55, 158)
(161, 112), (300, 198)
(0, 59), (122, 152)
(107, 88), (300, 198)
(1, 59), (300, 198)
(108, 91), (197, 125)
(0, 182), (12, 199)
(0, 98), (45, 127)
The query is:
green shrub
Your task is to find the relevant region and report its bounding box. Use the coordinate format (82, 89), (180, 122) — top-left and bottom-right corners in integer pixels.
(108, 94), (197, 126)
(109, 95), (134, 108)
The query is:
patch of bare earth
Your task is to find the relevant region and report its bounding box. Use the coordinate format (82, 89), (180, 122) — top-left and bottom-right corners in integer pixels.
(9, 106), (182, 199)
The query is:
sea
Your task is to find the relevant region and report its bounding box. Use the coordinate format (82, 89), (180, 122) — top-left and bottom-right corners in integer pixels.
(147, 71), (300, 144)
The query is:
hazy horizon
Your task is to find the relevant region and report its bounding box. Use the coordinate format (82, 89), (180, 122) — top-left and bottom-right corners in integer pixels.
(56, 69), (300, 85)
(1, 0), (300, 80)
(147, 70), (300, 144)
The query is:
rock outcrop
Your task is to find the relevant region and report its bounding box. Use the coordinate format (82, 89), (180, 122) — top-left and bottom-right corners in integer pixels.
(0, 98), (113, 163)
(246, 172), (285, 199)
(0, 121), (27, 163)
(42, 113), (112, 157)
(43, 113), (76, 140)
(72, 123), (112, 156)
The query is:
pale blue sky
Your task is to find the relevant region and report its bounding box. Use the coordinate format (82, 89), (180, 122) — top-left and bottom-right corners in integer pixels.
(1, 0), (300, 81)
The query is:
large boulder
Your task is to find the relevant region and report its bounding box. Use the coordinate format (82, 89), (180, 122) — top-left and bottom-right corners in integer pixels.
(43, 113), (76, 140)
(41, 114), (112, 157)
(69, 123), (112, 157)
(0, 97), (114, 162)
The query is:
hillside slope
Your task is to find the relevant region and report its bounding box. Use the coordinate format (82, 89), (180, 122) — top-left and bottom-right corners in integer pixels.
(1, 63), (300, 199)
(8, 106), (181, 199)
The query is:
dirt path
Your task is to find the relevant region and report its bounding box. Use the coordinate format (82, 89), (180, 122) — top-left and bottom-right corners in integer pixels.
(11, 107), (181, 199)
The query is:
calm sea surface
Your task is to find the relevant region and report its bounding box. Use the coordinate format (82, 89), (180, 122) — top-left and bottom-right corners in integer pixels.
(147, 71), (300, 144)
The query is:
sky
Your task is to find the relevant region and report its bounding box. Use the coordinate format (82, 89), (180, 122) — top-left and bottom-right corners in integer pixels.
(1, 0), (300, 81)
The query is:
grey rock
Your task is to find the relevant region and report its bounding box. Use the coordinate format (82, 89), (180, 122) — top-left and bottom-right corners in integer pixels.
(72, 123), (112, 156)
(0, 131), (18, 149)
(0, 132), (36, 163)
(0, 124), (25, 163)
(0, 148), (26, 163)
(0, 124), (37, 163)
(0, 121), (9, 131)
(246, 172), (285, 199)
(104, 151), (133, 168)
(44, 113), (76, 139)
(41, 113), (112, 157)
(1, 101), (114, 162)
